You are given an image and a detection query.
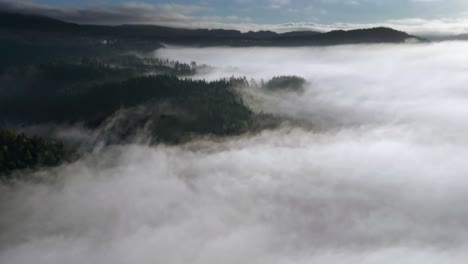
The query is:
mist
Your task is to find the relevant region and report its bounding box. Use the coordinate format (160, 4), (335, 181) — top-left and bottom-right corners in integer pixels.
(3, 42), (468, 263)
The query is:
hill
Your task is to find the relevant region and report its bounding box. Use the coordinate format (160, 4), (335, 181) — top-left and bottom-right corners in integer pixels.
(0, 12), (424, 46)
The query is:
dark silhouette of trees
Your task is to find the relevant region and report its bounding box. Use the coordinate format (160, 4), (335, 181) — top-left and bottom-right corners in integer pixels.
(0, 74), (254, 143)
(0, 128), (72, 178)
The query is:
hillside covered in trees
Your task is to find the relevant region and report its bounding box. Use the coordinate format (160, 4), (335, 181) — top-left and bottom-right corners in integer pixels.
(0, 74), (255, 176)
(0, 13), (314, 177)
(1, 65), (299, 177)
(1, 73), (254, 135)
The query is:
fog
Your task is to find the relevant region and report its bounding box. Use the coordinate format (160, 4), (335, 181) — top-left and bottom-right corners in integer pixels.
(3, 42), (468, 263)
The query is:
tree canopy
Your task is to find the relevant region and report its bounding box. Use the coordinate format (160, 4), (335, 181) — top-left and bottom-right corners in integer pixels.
(0, 128), (72, 179)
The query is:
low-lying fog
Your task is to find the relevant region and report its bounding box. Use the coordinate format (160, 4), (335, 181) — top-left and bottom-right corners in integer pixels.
(3, 42), (468, 263)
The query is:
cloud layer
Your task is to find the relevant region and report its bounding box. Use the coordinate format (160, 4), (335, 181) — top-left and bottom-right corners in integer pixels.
(3, 42), (468, 263)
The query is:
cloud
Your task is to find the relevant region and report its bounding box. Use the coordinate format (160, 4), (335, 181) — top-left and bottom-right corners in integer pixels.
(4, 42), (468, 263)
(0, 0), (238, 26)
(156, 43), (468, 129)
(269, 0), (291, 9)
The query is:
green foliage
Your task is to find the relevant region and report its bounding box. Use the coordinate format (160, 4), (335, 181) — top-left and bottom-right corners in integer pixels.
(80, 75), (254, 142)
(79, 55), (197, 76)
(0, 128), (72, 178)
(264, 75), (306, 92)
(0, 74), (254, 143)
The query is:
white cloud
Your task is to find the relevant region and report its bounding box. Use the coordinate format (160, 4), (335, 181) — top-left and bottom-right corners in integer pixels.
(5, 42), (468, 263)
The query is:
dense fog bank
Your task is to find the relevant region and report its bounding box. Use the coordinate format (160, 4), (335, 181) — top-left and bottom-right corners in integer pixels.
(3, 42), (468, 263)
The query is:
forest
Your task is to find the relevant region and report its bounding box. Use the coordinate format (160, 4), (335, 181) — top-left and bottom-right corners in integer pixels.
(0, 50), (287, 176)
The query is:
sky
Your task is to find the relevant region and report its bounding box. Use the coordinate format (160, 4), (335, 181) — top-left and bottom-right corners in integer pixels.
(3, 0), (468, 35)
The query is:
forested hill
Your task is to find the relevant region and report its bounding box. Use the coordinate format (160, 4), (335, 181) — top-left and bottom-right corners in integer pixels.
(0, 12), (425, 46)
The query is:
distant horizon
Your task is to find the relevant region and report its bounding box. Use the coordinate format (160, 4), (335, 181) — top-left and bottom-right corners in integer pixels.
(2, 0), (468, 37)
(6, 11), (421, 35)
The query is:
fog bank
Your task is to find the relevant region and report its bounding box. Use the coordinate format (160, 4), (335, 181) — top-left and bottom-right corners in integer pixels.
(3, 42), (468, 263)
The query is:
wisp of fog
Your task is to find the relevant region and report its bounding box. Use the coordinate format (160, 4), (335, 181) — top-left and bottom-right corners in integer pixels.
(3, 42), (468, 263)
